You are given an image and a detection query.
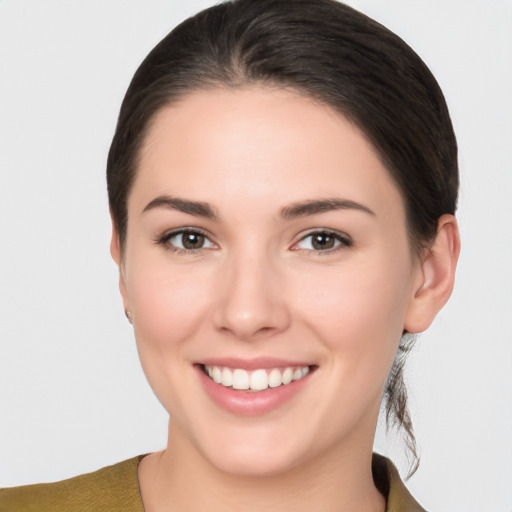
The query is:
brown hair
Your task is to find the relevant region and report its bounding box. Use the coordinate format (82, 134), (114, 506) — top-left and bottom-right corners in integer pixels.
(107, 0), (458, 475)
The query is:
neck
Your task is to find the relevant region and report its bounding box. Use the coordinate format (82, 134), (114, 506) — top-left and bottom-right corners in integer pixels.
(138, 422), (385, 512)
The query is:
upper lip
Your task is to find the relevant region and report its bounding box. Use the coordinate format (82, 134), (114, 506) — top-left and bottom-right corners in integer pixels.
(196, 357), (314, 370)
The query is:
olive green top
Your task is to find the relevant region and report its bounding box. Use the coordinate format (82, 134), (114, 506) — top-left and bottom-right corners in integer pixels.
(0, 453), (426, 512)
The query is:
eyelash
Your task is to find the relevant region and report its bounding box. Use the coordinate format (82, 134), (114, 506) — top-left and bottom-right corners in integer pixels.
(155, 228), (353, 255)
(155, 228), (217, 255)
(292, 230), (353, 254)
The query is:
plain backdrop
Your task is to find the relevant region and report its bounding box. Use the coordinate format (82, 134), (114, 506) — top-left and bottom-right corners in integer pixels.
(0, 1), (511, 511)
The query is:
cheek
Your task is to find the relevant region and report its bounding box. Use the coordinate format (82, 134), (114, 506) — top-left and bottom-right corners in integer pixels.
(288, 259), (412, 437)
(124, 255), (215, 362)
(293, 256), (411, 372)
(123, 257), (219, 415)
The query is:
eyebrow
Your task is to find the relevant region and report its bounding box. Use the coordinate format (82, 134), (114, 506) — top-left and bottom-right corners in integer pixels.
(143, 195), (218, 219)
(280, 198), (375, 219)
(142, 195), (374, 220)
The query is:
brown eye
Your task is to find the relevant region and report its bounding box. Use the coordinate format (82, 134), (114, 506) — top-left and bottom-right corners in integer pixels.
(162, 229), (216, 252)
(311, 233), (335, 250)
(181, 231), (205, 249)
(294, 230), (352, 252)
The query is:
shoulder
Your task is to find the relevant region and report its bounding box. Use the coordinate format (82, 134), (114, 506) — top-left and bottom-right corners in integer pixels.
(372, 453), (427, 512)
(0, 456), (145, 512)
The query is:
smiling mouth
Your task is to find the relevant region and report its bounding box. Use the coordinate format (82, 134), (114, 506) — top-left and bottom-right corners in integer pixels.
(201, 364), (313, 392)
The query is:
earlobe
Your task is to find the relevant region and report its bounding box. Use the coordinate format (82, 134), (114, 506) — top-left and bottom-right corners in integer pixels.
(404, 214), (460, 333)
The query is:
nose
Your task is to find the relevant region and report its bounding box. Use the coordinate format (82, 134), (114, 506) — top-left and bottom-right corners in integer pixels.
(212, 250), (291, 341)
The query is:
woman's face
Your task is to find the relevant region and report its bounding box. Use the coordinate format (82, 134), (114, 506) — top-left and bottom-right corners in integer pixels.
(115, 87), (425, 476)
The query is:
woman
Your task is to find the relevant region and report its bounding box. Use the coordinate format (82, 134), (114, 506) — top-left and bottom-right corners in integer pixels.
(0, 0), (460, 510)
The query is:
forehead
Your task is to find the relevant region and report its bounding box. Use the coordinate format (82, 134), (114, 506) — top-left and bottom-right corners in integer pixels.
(131, 86), (403, 217)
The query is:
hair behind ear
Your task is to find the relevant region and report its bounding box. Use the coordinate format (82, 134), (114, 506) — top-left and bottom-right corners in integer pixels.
(385, 215), (460, 476)
(384, 332), (419, 478)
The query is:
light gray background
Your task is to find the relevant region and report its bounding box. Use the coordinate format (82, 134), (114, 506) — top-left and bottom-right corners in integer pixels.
(0, 1), (511, 511)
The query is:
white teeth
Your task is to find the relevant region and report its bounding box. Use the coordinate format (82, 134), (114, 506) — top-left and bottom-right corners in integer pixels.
(221, 367), (233, 387)
(212, 366), (222, 384)
(204, 364), (311, 391)
(232, 369), (250, 390)
(250, 369), (269, 391)
(282, 367), (293, 385)
(268, 368), (282, 388)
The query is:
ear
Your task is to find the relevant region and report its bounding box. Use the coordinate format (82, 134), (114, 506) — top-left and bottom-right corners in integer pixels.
(109, 215), (130, 314)
(404, 214), (460, 333)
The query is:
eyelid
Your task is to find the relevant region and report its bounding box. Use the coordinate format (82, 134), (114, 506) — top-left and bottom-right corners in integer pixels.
(290, 229), (353, 252)
(155, 226), (218, 253)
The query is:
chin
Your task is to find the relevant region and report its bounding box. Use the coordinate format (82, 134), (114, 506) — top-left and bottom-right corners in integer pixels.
(205, 444), (305, 478)
(182, 418), (310, 478)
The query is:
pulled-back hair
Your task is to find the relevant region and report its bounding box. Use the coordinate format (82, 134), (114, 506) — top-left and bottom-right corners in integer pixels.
(107, 0), (458, 475)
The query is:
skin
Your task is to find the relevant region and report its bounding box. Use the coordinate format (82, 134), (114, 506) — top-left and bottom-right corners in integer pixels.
(111, 87), (460, 512)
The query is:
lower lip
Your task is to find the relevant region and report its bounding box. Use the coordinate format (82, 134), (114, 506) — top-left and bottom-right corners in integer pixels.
(196, 366), (312, 416)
